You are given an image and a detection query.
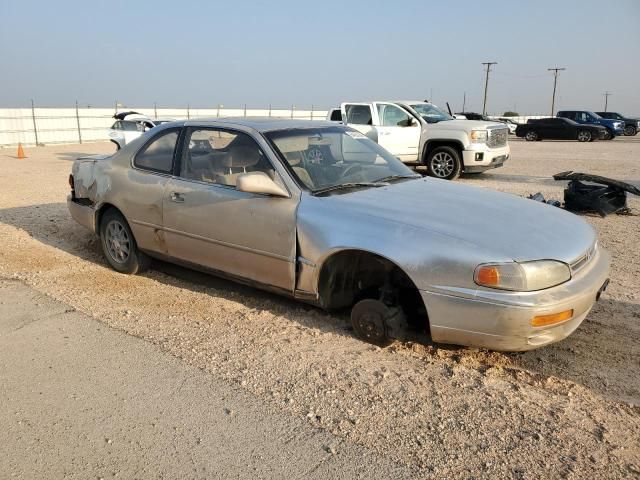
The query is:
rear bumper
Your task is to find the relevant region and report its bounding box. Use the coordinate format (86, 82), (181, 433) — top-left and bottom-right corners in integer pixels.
(421, 247), (611, 351)
(67, 195), (96, 234)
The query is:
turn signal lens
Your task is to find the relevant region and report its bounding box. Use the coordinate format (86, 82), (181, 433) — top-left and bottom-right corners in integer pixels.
(531, 309), (573, 327)
(475, 265), (500, 286)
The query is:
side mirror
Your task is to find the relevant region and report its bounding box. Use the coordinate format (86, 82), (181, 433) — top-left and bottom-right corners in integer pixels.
(236, 172), (289, 197)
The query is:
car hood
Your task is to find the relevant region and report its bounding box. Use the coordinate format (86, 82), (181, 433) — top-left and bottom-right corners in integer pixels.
(320, 178), (595, 263)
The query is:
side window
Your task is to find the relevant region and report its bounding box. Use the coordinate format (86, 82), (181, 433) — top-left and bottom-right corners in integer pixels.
(134, 130), (179, 173)
(330, 109), (343, 122)
(111, 121), (122, 130)
(344, 105), (373, 125)
(121, 121), (140, 131)
(180, 128), (277, 188)
(376, 104), (411, 127)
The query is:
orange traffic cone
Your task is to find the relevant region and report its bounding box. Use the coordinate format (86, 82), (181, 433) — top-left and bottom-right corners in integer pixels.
(17, 143), (26, 159)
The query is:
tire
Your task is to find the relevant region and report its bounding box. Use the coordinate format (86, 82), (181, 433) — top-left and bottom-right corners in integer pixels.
(577, 130), (592, 142)
(623, 125), (636, 136)
(350, 299), (394, 348)
(99, 209), (150, 274)
(425, 146), (462, 180)
(524, 130), (538, 141)
(602, 129), (612, 140)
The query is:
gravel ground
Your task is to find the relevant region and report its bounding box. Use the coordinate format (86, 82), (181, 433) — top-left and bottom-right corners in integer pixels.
(0, 137), (639, 479)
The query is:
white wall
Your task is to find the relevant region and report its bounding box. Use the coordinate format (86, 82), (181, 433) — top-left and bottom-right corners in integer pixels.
(0, 107), (330, 147)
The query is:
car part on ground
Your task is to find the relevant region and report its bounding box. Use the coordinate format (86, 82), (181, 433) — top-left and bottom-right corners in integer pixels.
(67, 118), (609, 351)
(553, 171), (640, 217)
(527, 192), (561, 207)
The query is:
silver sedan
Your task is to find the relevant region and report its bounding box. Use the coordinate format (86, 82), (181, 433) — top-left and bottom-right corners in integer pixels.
(68, 118), (610, 350)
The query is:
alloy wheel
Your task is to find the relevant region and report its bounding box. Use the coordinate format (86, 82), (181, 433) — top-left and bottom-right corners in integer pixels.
(430, 152), (455, 178)
(105, 220), (131, 264)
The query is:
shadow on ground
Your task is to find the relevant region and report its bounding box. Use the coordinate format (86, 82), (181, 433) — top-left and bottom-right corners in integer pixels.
(1, 202), (638, 403)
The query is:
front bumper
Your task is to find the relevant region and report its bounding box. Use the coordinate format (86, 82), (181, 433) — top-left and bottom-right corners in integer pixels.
(421, 247), (611, 351)
(462, 144), (510, 172)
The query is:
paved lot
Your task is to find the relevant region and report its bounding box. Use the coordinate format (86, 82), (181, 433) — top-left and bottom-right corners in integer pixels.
(0, 279), (414, 479)
(0, 137), (639, 478)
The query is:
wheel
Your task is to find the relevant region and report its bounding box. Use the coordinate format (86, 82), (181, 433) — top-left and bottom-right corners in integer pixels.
(602, 129), (612, 140)
(524, 130), (538, 141)
(425, 146), (462, 180)
(623, 125), (636, 136)
(577, 130), (592, 142)
(351, 299), (394, 347)
(100, 209), (150, 274)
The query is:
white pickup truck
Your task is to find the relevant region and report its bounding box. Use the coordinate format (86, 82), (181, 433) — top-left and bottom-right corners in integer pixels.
(331, 101), (510, 180)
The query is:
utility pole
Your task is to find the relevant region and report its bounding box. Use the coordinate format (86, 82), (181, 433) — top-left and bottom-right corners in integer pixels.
(548, 67), (565, 116)
(462, 92), (466, 112)
(481, 62), (497, 116)
(603, 92), (612, 112)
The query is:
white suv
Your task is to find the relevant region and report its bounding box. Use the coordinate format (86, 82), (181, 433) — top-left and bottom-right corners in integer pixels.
(108, 112), (172, 150)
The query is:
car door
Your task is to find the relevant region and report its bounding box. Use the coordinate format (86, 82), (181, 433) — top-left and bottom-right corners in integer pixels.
(373, 103), (420, 161)
(162, 126), (298, 292)
(342, 103), (376, 138)
(123, 127), (182, 255)
(555, 119), (574, 139)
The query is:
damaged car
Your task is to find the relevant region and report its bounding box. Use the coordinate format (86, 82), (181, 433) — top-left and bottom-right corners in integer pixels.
(68, 118), (610, 351)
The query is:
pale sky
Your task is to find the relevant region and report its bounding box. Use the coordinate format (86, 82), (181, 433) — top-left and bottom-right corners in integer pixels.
(1, 0), (639, 115)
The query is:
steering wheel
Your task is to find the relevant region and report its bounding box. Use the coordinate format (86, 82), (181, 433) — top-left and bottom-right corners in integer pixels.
(339, 163), (364, 179)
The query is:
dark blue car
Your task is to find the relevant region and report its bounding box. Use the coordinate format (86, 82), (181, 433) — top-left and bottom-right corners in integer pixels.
(557, 110), (625, 140)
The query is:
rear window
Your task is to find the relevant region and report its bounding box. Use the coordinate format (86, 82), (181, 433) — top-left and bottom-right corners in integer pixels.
(134, 129), (180, 173)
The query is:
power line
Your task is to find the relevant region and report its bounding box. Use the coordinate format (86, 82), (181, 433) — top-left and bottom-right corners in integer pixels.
(548, 67), (566, 116)
(603, 92), (612, 112)
(481, 62), (497, 115)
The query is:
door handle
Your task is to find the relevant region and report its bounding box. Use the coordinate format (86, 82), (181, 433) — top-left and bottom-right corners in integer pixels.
(170, 192), (185, 203)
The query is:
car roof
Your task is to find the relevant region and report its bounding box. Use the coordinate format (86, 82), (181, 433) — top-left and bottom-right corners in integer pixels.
(183, 117), (338, 132)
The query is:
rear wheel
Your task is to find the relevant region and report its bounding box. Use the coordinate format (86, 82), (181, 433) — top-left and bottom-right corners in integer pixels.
(623, 125), (636, 136)
(425, 146), (462, 180)
(577, 130), (592, 142)
(525, 130), (538, 141)
(100, 209), (150, 274)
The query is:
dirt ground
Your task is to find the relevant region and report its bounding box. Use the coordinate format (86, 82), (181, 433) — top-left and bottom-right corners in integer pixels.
(0, 137), (639, 479)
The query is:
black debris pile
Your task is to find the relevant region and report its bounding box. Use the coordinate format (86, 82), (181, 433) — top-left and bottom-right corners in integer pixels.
(527, 192), (562, 208)
(553, 171), (640, 217)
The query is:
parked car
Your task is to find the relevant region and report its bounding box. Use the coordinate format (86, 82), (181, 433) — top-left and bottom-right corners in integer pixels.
(594, 112), (639, 136)
(495, 117), (519, 134)
(68, 118), (610, 351)
(340, 101), (510, 180)
(108, 112), (174, 150)
(515, 118), (606, 142)
(556, 110), (624, 140)
(455, 112), (491, 121)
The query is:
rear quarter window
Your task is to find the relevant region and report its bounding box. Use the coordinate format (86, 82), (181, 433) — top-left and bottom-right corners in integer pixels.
(133, 129), (180, 174)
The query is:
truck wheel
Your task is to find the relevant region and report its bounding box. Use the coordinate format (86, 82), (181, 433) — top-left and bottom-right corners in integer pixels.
(623, 125), (636, 136)
(100, 209), (150, 274)
(425, 146), (462, 180)
(524, 131), (538, 141)
(577, 130), (592, 142)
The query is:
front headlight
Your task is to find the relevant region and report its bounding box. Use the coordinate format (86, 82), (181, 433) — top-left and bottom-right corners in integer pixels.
(470, 129), (488, 143)
(474, 260), (571, 291)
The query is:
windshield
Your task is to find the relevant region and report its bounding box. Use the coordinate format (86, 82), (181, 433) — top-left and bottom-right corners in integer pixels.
(409, 103), (453, 123)
(266, 126), (419, 194)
